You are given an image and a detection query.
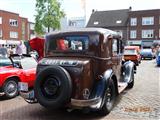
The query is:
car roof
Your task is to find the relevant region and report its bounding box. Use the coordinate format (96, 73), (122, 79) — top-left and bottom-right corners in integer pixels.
(46, 28), (120, 38)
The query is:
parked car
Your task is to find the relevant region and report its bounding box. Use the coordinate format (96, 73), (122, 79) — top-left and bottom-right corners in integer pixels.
(19, 28), (136, 115)
(140, 49), (154, 59)
(0, 54), (37, 98)
(124, 46), (141, 66)
(156, 53), (160, 66)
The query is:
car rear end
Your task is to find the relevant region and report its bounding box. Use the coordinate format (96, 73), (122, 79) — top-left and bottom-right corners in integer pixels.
(18, 29), (102, 106)
(124, 48), (139, 65)
(140, 49), (153, 59)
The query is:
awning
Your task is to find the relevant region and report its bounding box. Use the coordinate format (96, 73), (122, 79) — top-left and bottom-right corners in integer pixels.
(128, 40), (142, 45)
(0, 40), (6, 44)
(0, 40), (21, 45)
(6, 40), (20, 45)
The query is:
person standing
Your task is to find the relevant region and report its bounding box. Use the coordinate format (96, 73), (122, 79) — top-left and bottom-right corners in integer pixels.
(0, 45), (8, 57)
(16, 41), (27, 55)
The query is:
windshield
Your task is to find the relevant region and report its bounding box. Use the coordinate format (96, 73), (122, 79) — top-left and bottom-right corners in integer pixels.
(12, 56), (37, 70)
(124, 49), (137, 55)
(20, 57), (37, 70)
(0, 57), (12, 67)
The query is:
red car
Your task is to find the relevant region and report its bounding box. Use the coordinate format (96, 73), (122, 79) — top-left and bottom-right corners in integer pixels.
(0, 55), (37, 98)
(124, 46), (141, 66)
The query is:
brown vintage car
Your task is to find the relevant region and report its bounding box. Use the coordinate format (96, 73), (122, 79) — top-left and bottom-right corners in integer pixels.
(19, 28), (135, 115)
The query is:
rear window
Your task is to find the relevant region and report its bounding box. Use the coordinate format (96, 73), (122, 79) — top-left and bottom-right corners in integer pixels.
(124, 49), (137, 55)
(47, 36), (89, 52)
(141, 49), (152, 52)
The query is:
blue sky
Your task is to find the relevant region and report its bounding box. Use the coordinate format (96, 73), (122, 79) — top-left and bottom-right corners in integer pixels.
(0, 0), (160, 23)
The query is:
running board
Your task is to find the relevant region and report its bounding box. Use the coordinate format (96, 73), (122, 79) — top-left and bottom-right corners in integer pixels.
(118, 82), (128, 93)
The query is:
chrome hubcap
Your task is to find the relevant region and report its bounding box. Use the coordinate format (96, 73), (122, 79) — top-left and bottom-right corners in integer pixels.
(5, 81), (17, 96)
(42, 76), (61, 98)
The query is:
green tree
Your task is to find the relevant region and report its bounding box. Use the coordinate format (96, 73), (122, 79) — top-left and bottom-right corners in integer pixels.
(35, 0), (65, 35)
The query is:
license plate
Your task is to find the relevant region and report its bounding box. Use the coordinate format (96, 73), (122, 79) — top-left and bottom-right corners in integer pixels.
(18, 82), (28, 92)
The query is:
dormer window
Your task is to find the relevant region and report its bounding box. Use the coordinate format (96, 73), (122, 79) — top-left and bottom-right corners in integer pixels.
(94, 21), (99, 25)
(116, 20), (122, 24)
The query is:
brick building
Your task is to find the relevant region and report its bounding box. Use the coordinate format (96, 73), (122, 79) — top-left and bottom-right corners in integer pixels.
(87, 8), (160, 47)
(128, 9), (160, 47)
(28, 22), (36, 40)
(0, 10), (35, 47)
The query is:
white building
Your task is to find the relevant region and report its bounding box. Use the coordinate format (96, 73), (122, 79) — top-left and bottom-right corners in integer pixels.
(60, 17), (86, 30)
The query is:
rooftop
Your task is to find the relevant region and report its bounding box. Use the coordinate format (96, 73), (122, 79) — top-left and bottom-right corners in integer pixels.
(87, 9), (130, 28)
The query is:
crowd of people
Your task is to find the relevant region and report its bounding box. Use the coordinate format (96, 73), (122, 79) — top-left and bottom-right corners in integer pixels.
(0, 41), (27, 57)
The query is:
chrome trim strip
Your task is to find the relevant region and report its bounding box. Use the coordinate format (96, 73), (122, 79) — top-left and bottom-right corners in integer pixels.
(71, 97), (101, 107)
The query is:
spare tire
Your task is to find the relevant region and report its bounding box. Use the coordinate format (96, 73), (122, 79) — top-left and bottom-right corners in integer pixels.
(34, 65), (72, 109)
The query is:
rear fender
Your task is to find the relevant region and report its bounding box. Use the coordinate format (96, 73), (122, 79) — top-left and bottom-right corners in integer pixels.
(96, 69), (113, 97)
(90, 69), (113, 109)
(91, 69), (113, 95)
(122, 61), (134, 83)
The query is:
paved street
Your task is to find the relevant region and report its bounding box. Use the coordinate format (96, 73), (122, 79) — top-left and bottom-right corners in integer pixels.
(0, 60), (160, 120)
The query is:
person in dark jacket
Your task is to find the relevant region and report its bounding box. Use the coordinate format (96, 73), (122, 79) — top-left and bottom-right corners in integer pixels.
(0, 47), (8, 57)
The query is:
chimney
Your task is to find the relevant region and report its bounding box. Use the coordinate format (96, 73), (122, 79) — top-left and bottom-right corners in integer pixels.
(129, 6), (132, 11)
(92, 9), (95, 13)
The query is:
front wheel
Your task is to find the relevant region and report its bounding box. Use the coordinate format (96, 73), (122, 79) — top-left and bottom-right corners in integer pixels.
(99, 80), (116, 116)
(3, 78), (18, 98)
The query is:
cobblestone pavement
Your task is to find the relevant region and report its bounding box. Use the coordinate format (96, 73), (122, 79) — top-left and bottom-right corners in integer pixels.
(0, 60), (160, 120)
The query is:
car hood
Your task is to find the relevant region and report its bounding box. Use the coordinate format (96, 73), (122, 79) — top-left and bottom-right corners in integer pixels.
(29, 37), (45, 59)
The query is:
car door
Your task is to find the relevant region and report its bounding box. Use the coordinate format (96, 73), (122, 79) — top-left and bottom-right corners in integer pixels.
(111, 39), (123, 81)
(20, 57), (37, 87)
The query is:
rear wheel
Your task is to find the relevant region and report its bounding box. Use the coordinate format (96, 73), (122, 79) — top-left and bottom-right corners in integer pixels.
(34, 66), (72, 109)
(99, 80), (116, 116)
(3, 78), (18, 98)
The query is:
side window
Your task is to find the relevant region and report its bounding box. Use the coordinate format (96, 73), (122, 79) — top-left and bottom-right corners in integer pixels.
(119, 40), (123, 54)
(112, 39), (118, 55)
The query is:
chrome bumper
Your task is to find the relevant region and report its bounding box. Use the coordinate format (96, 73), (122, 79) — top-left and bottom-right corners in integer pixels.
(0, 92), (5, 96)
(20, 90), (37, 103)
(71, 97), (101, 107)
